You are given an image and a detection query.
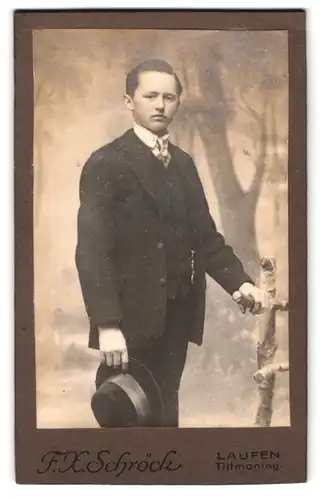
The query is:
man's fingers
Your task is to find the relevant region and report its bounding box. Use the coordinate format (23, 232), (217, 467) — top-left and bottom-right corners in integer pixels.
(121, 349), (129, 372)
(246, 293), (264, 315)
(113, 351), (121, 367)
(252, 301), (264, 315)
(100, 350), (128, 369)
(100, 351), (106, 364)
(105, 352), (114, 367)
(236, 287), (272, 315)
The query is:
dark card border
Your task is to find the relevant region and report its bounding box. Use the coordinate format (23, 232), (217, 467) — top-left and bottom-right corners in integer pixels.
(14, 9), (307, 485)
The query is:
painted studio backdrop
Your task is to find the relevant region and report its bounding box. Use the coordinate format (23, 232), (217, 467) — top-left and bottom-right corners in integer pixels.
(33, 29), (289, 428)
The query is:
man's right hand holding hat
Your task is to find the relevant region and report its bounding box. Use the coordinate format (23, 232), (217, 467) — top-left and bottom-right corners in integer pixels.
(99, 327), (129, 371)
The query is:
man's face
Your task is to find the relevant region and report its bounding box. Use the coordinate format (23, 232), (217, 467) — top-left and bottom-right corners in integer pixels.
(125, 71), (180, 135)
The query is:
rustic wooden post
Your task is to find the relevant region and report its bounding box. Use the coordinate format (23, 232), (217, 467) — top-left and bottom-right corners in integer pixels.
(233, 256), (288, 426)
(254, 257), (278, 427)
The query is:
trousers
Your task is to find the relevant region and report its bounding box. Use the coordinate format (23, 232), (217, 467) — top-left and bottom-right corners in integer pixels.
(129, 293), (191, 427)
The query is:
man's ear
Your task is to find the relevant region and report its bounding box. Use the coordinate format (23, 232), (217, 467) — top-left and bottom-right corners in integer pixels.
(124, 94), (134, 111)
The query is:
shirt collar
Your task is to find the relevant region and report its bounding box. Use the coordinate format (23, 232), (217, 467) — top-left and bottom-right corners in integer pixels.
(133, 122), (169, 150)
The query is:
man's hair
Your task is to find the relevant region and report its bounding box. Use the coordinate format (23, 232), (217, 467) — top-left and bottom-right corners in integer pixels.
(125, 59), (183, 97)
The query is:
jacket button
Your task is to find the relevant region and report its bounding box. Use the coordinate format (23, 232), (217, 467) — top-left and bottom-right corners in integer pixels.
(159, 278), (166, 286)
(157, 242), (164, 250)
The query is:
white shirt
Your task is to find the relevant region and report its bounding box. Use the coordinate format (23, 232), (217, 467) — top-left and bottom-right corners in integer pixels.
(133, 122), (170, 163)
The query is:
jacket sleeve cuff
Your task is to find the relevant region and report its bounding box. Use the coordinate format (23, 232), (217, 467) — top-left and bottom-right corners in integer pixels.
(97, 320), (121, 330)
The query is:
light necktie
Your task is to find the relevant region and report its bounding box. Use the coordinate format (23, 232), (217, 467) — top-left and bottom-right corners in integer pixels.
(154, 138), (171, 168)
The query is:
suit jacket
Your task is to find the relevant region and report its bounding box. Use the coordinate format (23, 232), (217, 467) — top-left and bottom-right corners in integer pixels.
(75, 129), (253, 350)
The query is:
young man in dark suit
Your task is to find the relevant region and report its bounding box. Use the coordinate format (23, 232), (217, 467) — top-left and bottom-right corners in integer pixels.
(76, 59), (269, 427)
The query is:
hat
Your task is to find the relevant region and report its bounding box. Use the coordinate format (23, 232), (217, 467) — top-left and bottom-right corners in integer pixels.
(91, 357), (164, 427)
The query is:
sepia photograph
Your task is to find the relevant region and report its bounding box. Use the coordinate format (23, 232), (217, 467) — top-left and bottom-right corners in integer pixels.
(33, 28), (290, 429)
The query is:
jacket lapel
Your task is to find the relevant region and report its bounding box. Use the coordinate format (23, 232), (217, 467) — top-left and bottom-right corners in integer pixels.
(118, 129), (174, 218)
